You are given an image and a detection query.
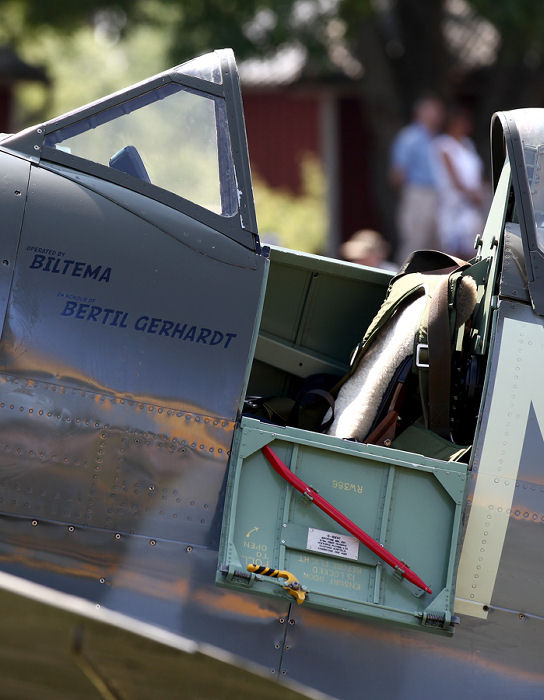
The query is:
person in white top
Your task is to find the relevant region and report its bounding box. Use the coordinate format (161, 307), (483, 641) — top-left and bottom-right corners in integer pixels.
(433, 107), (484, 260)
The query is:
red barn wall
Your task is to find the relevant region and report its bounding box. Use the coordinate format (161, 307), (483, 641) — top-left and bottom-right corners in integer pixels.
(242, 87), (382, 252)
(0, 87), (12, 132)
(242, 91), (320, 194)
(338, 96), (379, 240)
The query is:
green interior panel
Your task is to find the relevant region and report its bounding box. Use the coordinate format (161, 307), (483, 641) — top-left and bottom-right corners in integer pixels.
(248, 247), (392, 398)
(218, 418), (468, 636)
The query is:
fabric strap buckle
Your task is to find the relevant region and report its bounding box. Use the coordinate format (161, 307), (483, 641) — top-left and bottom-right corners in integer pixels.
(415, 343), (429, 368)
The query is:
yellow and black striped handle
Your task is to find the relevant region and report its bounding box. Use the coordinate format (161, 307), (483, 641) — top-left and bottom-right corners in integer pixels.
(247, 564), (306, 604)
(247, 565), (281, 579)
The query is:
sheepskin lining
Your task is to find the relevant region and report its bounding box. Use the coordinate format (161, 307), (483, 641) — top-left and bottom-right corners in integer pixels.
(327, 294), (426, 441)
(327, 275), (478, 442)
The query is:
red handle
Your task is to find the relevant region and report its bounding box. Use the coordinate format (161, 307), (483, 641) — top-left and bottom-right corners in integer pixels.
(262, 444), (432, 594)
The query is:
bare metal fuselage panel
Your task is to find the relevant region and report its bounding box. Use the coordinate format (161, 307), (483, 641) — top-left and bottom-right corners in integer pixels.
(0, 51), (543, 699)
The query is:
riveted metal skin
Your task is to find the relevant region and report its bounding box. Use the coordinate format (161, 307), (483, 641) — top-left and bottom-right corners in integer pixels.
(500, 223), (530, 303)
(0, 152), (29, 329)
(474, 302), (544, 619)
(0, 50), (294, 688)
(0, 159), (279, 664)
(1, 62), (544, 700)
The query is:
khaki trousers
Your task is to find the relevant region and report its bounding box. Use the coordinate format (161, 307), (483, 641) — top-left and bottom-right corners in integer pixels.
(395, 185), (439, 265)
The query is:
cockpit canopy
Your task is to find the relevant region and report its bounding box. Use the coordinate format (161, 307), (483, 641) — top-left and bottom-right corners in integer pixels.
(493, 108), (544, 315)
(44, 81), (235, 216)
(0, 50), (256, 248)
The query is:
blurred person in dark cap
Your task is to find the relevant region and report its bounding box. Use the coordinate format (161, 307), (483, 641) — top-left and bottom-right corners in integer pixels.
(341, 229), (397, 271)
(390, 95), (444, 264)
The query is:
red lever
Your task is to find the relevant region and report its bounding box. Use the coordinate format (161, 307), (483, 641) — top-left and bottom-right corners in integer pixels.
(261, 444), (432, 595)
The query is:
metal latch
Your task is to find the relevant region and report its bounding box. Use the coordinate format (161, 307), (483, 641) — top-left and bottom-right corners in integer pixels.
(421, 610), (460, 629)
(247, 564), (307, 604)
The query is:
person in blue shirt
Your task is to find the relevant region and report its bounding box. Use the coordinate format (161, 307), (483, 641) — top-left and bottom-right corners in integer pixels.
(390, 96), (444, 264)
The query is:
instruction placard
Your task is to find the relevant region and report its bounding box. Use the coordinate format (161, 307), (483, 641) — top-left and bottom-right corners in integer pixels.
(306, 528), (359, 560)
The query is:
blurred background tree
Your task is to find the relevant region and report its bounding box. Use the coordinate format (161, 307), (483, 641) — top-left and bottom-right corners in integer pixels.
(1, 0), (544, 254)
(254, 156), (326, 252)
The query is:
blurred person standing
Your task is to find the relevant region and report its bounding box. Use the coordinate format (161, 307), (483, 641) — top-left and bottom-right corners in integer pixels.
(390, 96), (444, 264)
(433, 106), (484, 260)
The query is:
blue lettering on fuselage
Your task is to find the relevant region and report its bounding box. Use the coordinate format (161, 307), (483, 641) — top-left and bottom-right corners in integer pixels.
(133, 314), (237, 349)
(60, 302), (237, 349)
(61, 300), (128, 327)
(30, 254), (111, 282)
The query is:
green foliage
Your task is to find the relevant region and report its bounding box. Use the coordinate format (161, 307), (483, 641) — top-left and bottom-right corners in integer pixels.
(471, 0), (544, 39)
(8, 0), (544, 125)
(253, 156), (326, 254)
(471, 0), (544, 58)
(165, 0), (339, 67)
(0, 0), (29, 46)
(0, 0), (348, 68)
(0, 0), (133, 38)
(5, 0), (544, 78)
(13, 21), (173, 129)
(6, 0), (544, 253)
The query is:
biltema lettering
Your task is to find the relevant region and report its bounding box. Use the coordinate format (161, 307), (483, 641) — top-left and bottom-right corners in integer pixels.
(61, 301), (237, 349)
(30, 254), (111, 282)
